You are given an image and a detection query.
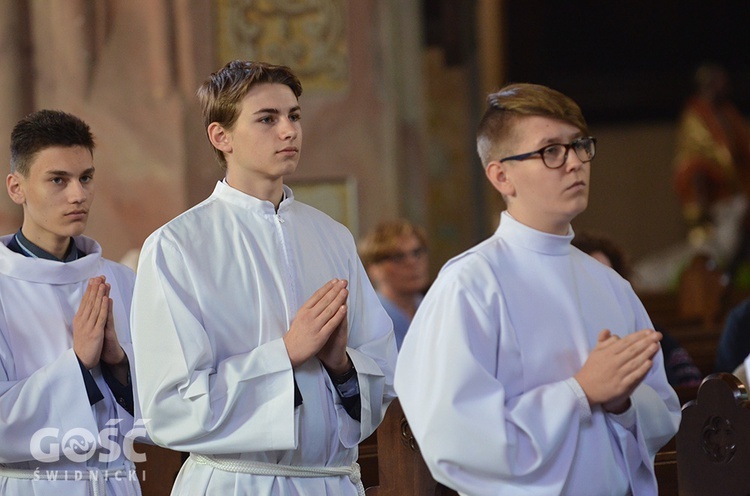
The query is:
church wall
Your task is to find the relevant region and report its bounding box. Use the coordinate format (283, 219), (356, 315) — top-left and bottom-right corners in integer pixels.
(0, 0), (692, 282)
(575, 122), (687, 267)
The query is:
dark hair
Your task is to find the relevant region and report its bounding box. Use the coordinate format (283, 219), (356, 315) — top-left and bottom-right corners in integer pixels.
(476, 83), (588, 169)
(196, 60), (303, 169)
(10, 110), (95, 176)
(572, 231), (631, 280)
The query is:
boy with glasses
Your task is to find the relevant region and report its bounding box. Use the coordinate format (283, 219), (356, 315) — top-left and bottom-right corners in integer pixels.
(395, 83), (680, 495)
(130, 60), (397, 495)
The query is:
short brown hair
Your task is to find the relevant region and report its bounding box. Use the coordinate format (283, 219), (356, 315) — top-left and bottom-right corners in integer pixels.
(358, 219), (428, 268)
(476, 83), (588, 168)
(197, 60), (303, 169)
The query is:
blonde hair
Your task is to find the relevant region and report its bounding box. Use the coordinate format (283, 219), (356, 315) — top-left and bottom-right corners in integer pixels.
(476, 83), (588, 168)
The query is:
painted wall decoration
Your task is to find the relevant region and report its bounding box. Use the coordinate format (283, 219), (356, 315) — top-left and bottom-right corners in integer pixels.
(216, 0), (349, 92)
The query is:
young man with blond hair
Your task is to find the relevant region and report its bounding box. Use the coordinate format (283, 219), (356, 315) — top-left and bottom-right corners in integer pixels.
(395, 83), (680, 496)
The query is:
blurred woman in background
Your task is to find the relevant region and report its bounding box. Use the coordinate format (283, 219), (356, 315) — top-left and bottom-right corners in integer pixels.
(359, 219), (430, 350)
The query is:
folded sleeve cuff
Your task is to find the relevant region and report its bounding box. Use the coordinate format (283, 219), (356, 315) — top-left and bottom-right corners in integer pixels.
(565, 377), (592, 422)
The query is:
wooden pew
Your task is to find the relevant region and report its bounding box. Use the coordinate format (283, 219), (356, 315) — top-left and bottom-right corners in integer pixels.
(358, 431), (379, 489)
(639, 289), (723, 378)
(655, 385), (700, 496)
(655, 437), (678, 496)
(132, 444), (184, 495)
(676, 253), (726, 329)
(365, 399), (457, 495)
(677, 373), (750, 495)
(368, 396), (692, 496)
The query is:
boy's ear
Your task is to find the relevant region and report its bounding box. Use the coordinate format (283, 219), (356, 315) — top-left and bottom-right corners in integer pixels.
(6, 173), (25, 205)
(485, 161), (516, 198)
(207, 122), (232, 154)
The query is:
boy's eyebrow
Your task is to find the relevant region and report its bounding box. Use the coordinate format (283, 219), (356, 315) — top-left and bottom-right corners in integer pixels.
(254, 108), (280, 115)
(253, 105), (301, 115)
(534, 132), (585, 148)
(45, 167), (96, 176)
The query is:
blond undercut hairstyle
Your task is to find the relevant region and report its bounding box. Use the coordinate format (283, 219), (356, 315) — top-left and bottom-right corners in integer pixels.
(196, 60), (303, 170)
(476, 83), (588, 169)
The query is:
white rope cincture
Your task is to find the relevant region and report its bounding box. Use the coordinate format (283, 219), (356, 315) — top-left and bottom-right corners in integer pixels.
(191, 453), (365, 496)
(0, 464), (135, 496)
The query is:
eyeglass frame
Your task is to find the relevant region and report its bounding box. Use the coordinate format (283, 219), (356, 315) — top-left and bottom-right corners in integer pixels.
(376, 246), (428, 265)
(498, 136), (597, 169)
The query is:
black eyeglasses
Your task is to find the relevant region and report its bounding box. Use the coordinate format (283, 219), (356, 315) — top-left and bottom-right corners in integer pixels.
(499, 136), (597, 169)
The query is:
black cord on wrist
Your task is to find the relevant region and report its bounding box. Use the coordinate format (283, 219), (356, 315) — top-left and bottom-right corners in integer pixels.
(328, 363), (356, 385)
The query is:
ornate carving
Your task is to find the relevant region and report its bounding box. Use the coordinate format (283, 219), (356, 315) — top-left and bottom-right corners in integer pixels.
(216, 0), (348, 92)
(400, 416), (419, 452)
(702, 415), (737, 463)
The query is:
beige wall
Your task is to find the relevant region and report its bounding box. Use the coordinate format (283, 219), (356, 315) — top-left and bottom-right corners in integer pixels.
(576, 122), (687, 262)
(0, 0), (219, 262)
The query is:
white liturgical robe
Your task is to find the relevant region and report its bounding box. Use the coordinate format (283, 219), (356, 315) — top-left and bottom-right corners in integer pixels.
(131, 181), (397, 495)
(395, 212), (681, 496)
(0, 235), (142, 495)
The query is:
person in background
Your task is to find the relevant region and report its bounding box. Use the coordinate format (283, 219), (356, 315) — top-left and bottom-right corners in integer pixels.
(130, 60), (397, 495)
(395, 82), (680, 496)
(573, 231), (703, 389)
(359, 219), (430, 350)
(0, 109), (142, 495)
(715, 296), (750, 374)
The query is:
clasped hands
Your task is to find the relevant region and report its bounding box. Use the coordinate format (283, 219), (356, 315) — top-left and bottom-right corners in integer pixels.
(283, 279), (351, 375)
(575, 328), (662, 414)
(73, 276), (129, 384)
